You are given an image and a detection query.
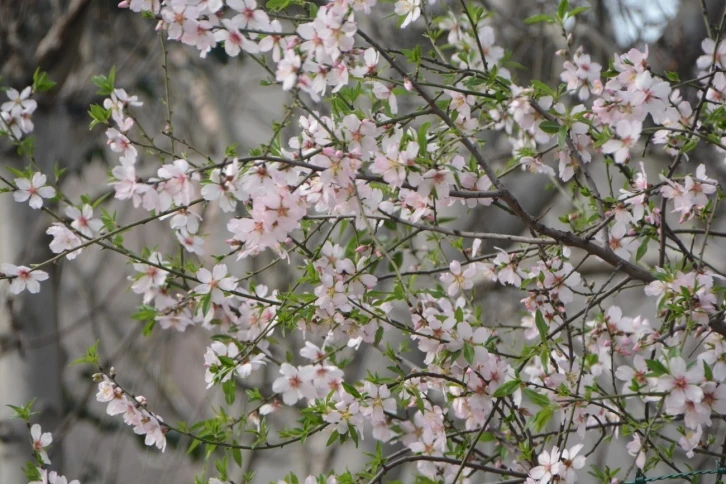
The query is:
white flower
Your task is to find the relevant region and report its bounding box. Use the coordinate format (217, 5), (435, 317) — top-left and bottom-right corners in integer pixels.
(626, 433), (646, 469)
(46, 223), (83, 259)
(529, 446), (561, 483)
(394, 0), (421, 28)
(272, 363), (316, 405)
(678, 425), (702, 458)
(559, 444), (586, 483)
(48, 471), (80, 484)
(656, 356), (704, 415)
(31, 424), (53, 464)
(440, 260), (476, 297)
(1, 263), (49, 294)
(67, 204), (103, 238)
(601, 120), (641, 164)
(2, 86), (36, 115)
(194, 264), (237, 303)
(13, 173), (56, 209)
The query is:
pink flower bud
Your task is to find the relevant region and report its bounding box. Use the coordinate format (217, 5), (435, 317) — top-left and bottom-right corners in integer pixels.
(403, 78), (413, 91)
(355, 245), (369, 253)
(118, 0), (129, 7)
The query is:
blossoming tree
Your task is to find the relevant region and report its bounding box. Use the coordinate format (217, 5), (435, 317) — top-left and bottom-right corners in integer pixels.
(2, 0), (726, 483)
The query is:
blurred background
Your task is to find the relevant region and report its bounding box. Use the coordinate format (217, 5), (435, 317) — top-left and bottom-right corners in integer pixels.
(1, 0), (725, 482)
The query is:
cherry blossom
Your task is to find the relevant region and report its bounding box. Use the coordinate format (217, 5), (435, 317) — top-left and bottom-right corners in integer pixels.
(30, 424), (53, 464)
(601, 119), (641, 164)
(440, 260), (476, 297)
(13, 173), (56, 209)
(66, 204), (103, 238)
(272, 363), (317, 405)
(529, 446), (561, 484)
(559, 444), (586, 484)
(0, 263), (49, 294)
(194, 264), (237, 304)
(656, 356), (704, 415)
(561, 46), (602, 100)
(697, 39), (726, 70)
(626, 433), (647, 469)
(8, 4), (726, 482)
(46, 224), (83, 260)
(130, 252), (168, 304)
(2, 86), (36, 114)
(394, 0), (421, 28)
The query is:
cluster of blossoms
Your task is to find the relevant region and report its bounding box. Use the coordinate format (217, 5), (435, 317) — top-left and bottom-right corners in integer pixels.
(0, 86), (36, 140)
(95, 372), (168, 452)
(3, 1), (726, 483)
(26, 424), (80, 484)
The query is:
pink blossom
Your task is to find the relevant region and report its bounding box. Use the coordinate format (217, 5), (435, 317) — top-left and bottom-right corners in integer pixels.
(14, 173), (56, 209)
(1, 263), (49, 294)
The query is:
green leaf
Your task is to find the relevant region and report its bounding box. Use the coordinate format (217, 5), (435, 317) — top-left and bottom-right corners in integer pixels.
(664, 71), (680, 82)
(223, 378), (236, 405)
(201, 292), (212, 316)
(535, 309), (549, 342)
(32, 68), (56, 93)
(91, 66), (116, 96)
(374, 326), (384, 347)
(417, 122), (430, 156)
(524, 14), (554, 24)
(326, 430), (339, 447)
(532, 406), (555, 432)
(567, 6), (589, 17)
(636, 238), (649, 262)
(557, 0), (569, 19)
(232, 447), (243, 468)
(348, 424), (359, 447)
(523, 387), (551, 407)
(70, 340), (100, 367)
(492, 378), (521, 398)
(539, 120), (561, 134)
(463, 343), (475, 365)
(704, 360), (713, 381)
(22, 461), (42, 481)
(645, 359), (668, 377)
(7, 399), (38, 421)
(132, 305), (157, 322)
(342, 382), (361, 398)
(16, 136), (36, 157)
(266, 0), (291, 9)
(88, 104), (112, 130)
(681, 137), (699, 153)
(558, 125), (568, 150)
(478, 432), (496, 442)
